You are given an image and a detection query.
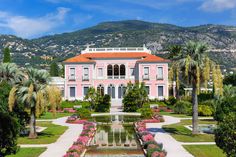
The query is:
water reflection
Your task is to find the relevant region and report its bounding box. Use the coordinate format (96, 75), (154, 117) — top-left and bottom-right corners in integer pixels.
(85, 115), (144, 157)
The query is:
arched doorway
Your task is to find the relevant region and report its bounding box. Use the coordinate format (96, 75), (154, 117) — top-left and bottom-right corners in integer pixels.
(118, 84), (126, 99)
(107, 84), (115, 99)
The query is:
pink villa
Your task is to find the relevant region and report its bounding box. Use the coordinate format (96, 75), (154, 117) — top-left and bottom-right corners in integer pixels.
(63, 46), (170, 105)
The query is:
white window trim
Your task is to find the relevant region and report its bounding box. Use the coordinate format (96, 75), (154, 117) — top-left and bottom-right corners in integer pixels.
(69, 86), (76, 99)
(69, 67), (76, 77)
(144, 66), (150, 76)
(82, 85), (90, 97)
(157, 66), (164, 80)
(157, 85), (165, 99)
(129, 67), (135, 78)
(97, 68), (103, 78)
(145, 85), (150, 96)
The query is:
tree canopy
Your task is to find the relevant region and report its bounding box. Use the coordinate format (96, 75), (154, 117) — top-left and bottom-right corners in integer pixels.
(169, 41), (223, 134)
(3, 47), (11, 63)
(50, 62), (60, 76)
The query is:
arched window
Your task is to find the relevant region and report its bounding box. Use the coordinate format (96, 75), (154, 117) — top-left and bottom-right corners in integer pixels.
(118, 84), (126, 98)
(114, 64), (119, 76)
(108, 84), (115, 99)
(107, 64), (113, 76)
(97, 84), (104, 96)
(120, 64), (126, 76)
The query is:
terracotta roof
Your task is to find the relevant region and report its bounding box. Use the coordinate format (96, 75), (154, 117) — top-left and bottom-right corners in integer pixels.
(64, 56), (95, 63)
(64, 52), (169, 63)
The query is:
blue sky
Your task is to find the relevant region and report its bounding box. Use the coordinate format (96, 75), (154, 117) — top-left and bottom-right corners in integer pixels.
(0, 0), (236, 39)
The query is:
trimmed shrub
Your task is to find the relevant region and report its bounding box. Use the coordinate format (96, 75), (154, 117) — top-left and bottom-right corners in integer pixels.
(173, 100), (191, 114)
(137, 105), (153, 118)
(198, 105), (214, 116)
(76, 108), (91, 119)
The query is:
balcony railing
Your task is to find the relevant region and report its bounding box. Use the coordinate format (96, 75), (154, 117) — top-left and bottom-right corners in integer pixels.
(156, 75), (164, 80)
(107, 75), (126, 79)
(68, 76), (76, 81)
(142, 75), (149, 80)
(82, 76), (89, 81)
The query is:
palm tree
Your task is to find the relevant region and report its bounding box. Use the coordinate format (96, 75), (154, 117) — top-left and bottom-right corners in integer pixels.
(170, 41), (223, 134)
(0, 63), (24, 85)
(9, 68), (50, 138)
(168, 45), (183, 99)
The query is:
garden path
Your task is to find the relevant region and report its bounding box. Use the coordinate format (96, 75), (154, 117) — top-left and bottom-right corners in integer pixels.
(146, 116), (216, 157)
(146, 116), (194, 157)
(39, 117), (83, 157)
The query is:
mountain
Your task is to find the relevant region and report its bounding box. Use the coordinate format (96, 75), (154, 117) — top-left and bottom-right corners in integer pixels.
(0, 20), (236, 69)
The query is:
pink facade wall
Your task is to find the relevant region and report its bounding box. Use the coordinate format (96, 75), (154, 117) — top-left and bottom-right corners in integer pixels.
(64, 58), (169, 100)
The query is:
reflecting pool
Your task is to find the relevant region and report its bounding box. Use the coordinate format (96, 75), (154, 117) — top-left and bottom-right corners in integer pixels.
(85, 115), (144, 157)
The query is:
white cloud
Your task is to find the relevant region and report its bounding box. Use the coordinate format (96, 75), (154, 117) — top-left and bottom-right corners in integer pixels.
(200, 0), (236, 12)
(0, 7), (70, 38)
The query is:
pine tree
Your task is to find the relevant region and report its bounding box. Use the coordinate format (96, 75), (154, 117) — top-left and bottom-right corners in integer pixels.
(50, 62), (59, 76)
(3, 47), (11, 63)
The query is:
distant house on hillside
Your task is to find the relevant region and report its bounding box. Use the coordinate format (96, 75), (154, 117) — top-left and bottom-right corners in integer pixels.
(63, 46), (170, 104)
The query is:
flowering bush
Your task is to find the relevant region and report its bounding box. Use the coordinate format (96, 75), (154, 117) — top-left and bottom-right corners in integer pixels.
(142, 134), (154, 142)
(64, 120), (96, 157)
(63, 152), (80, 157)
(151, 151), (166, 157)
(135, 118), (166, 157)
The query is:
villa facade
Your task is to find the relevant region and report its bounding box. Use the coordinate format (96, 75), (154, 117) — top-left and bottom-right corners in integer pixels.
(63, 46), (170, 102)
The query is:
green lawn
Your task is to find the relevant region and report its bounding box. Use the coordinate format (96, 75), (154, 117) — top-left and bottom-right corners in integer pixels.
(183, 145), (226, 157)
(163, 119), (216, 142)
(159, 112), (213, 118)
(38, 112), (73, 119)
(18, 121), (68, 144)
(159, 112), (192, 118)
(6, 148), (46, 157)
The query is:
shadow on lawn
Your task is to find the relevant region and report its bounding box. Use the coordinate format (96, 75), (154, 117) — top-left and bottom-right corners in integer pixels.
(20, 132), (53, 138)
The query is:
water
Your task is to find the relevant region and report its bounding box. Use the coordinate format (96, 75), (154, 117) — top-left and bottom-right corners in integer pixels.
(85, 115), (144, 157)
(198, 124), (216, 134)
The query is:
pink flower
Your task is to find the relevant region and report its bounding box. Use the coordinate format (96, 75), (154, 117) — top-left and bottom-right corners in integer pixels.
(63, 152), (80, 157)
(77, 136), (89, 145)
(151, 151), (166, 157)
(142, 134), (154, 142)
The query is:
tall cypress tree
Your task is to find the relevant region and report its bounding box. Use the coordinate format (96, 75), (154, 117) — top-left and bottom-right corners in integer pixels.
(50, 62), (59, 76)
(3, 47), (11, 63)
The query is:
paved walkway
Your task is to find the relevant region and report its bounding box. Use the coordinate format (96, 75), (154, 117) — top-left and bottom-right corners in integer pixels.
(146, 116), (216, 157)
(146, 116), (194, 157)
(39, 117), (83, 157)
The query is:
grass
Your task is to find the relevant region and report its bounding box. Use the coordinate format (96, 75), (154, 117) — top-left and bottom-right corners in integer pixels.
(18, 121), (68, 144)
(159, 112), (192, 118)
(6, 148), (46, 157)
(38, 112), (73, 119)
(163, 119), (216, 142)
(159, 112), (213, 118)
(183, 145), (226, 157)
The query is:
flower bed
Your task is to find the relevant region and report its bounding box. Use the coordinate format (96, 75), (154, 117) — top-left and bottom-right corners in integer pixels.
(64, 121), (96, 157)
(135, 119), (167, 157)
